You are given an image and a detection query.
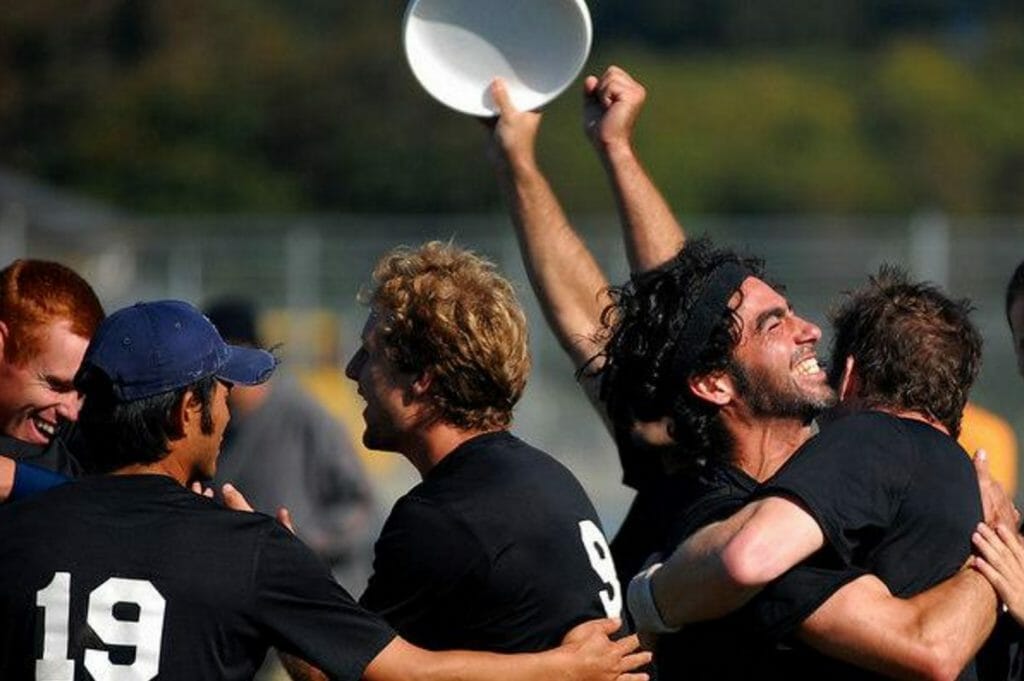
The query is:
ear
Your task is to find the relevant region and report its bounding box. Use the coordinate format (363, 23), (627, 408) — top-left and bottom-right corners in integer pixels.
(410, 371), (433, 398)
(688, 370), (734, 407)
(0, 320), (8, 361)
(838, 355), (859, 401)
(170, 389), (202, 438)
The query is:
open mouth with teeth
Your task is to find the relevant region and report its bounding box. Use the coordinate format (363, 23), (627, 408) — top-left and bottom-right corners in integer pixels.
(31, 416), (57, 441)
(794, 357), (822, 376)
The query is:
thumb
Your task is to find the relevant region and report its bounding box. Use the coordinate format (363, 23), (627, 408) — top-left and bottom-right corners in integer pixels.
(276, 506), (296, 534)
(974, 448), (990, 474)
(490, 78), (516, 116)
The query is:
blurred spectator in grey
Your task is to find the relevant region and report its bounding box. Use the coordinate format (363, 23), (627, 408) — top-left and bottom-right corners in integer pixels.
(205, 298), (376, 590)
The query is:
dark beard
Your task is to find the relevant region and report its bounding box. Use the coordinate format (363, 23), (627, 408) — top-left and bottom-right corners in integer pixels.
(728, 360), (836, 423)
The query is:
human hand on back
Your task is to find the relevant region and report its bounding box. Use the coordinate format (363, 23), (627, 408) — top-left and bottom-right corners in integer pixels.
(559, 618), (651, 681)
(974, 449), (1020, 529)
(191, 481), (295, 533)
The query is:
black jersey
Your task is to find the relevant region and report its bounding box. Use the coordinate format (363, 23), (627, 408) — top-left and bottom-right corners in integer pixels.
(607, 419), (700, 585)
(0, 475), (395, 681)
(750, 411), (982, 680)
(650, 462), (861, 681)
(759, 412), (980, 601)
(359, 431), (618, 652)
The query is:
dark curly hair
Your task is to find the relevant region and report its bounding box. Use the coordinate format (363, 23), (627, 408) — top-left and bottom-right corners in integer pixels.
(828, 266), (981, 438)
(597, 237), (765, 467)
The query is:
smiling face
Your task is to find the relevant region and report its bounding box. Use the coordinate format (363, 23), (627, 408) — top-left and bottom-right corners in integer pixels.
(0, 320), (90, 445)
(344, 312), (420, 453)
(727, 277), (836, 420)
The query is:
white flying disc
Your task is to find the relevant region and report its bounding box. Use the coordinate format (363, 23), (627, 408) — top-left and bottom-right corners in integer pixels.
(403, 0), (593, 117)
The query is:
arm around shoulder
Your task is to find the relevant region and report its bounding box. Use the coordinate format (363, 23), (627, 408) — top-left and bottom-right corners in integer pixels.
(798, 570), (997, 681)
(362, 620), (650, 681)
(649, 496), (824, 628)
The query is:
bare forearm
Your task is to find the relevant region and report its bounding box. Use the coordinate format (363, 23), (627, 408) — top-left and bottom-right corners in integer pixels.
(364, 633), (647, 681)
(649, 506), (763, 626)
(597, 142), (684, 273)
(800, 570), (997, 681)
(410, 649), (571, 681)
(495, 158), (611, 371)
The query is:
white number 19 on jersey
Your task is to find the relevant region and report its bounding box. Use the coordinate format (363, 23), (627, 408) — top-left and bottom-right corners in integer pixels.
(36, 572), (166, 681)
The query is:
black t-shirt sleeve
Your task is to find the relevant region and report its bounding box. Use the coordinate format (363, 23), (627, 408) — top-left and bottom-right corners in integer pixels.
(754, 414), (914, 566)
(251, 522), (396, 680)
(360, 495), (488, 634)
(742, 563), (869, 642)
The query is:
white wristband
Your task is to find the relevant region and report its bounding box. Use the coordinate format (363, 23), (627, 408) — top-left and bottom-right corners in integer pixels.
(626, 562), (680, 634)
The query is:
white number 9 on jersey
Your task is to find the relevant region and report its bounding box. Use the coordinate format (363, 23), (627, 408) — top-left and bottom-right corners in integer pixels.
(578, 520), (622, 619)
(36, 572), (166, 681)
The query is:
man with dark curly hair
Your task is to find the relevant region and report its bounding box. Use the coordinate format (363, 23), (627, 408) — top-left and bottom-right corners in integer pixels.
(346, 241), (625, 653)
(486, 66), (1005, 680)
(637, 268), (1006, 678)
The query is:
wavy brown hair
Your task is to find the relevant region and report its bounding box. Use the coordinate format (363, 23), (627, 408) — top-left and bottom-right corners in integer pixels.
(365, 241), (530, 431)
(828, 265), (981, 438)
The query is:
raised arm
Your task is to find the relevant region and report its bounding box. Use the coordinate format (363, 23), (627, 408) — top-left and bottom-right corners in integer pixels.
(487, 79), (612, 407)
(584, 66), (684, 273)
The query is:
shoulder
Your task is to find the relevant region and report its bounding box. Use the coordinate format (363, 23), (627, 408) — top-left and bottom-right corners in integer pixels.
(670, 464), (755, 541)
(786, 411), (912, 471)
(382, 493), (483, 550)
(811, 410), (907, 446)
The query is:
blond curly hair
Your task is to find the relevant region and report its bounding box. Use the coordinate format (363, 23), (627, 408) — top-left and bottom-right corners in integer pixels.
(365, 241), (530, 431)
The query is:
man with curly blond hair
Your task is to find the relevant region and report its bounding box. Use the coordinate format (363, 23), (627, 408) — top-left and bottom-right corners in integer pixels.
(347, 241), (623, 652)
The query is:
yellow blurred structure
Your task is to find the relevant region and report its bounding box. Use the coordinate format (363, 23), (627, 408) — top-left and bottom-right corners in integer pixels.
(256, 307), (399, 475)
(297, 366), (399, 475)
(959, 402), (1019, 497)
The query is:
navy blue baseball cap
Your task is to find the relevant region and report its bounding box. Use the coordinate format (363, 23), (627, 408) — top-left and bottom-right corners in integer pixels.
(76, 300), (277, 401)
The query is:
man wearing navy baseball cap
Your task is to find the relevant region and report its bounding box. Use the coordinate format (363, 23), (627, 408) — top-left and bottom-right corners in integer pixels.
(72, 299), (277, 478)
(0, 299), (648, 681)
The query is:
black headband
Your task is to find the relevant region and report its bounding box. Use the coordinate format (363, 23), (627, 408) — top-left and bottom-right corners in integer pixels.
(667, 262), (752, 383)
